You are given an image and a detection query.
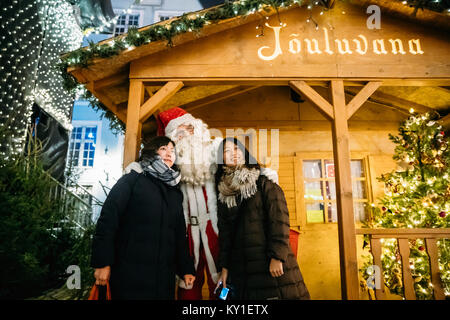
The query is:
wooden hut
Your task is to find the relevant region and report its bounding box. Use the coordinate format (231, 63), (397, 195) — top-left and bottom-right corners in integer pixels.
(66, 0), (450, 299)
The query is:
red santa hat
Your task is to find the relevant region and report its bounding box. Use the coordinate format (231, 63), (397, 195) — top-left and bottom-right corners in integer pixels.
(156, 107), (196, 136)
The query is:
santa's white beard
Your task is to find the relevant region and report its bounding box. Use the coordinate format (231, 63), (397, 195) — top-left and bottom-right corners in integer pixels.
(170, 125), (217, 186)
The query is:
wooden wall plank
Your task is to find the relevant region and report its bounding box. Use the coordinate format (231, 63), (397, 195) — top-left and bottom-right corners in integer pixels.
(278, 156), (300, 229)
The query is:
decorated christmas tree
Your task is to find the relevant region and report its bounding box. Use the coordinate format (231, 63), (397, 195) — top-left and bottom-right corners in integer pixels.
(361, 111), (450, 300)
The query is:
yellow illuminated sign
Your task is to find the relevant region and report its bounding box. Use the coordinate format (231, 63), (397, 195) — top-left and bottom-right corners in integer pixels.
(257, 23), (424, 61)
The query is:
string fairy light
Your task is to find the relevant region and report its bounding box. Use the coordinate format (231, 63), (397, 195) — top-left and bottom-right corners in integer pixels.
(0, 0), (82, 159)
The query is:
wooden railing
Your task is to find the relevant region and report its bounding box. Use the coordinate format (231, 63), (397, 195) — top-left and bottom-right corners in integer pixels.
(356, 228), (450, 300)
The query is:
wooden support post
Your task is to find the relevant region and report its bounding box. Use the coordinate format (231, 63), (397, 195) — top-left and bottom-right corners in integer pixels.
(288, 80), (381, 299)
(123, 80), (144, 169)
(122, 81), (184, 169)
(330, 80), (360, 300)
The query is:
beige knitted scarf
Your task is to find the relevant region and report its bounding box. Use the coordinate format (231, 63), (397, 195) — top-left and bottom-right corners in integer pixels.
(218, 165), (261, 208)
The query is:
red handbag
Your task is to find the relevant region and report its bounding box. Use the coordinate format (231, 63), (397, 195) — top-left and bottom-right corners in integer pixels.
(88, 282), (112, 300)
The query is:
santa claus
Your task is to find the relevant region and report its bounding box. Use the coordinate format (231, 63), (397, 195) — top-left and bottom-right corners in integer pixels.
(126, 107), (278, 300)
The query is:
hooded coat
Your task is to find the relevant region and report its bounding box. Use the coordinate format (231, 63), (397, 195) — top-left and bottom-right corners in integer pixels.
(218, 175), (310, 300)
(91, 170), (195, 300)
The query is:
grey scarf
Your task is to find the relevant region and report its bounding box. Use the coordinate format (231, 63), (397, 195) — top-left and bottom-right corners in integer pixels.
(218, 165), (261, 208)
(140, 155), (181, 187)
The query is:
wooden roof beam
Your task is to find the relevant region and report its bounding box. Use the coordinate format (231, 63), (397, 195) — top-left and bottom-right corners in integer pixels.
(346, 81), (382, 119)
(137, 79), (450, 87)
(344, 87), (434, 114)
(289, 81), (335, 120)
(182, 86), (261, 112)
(94, 72), (129, 90)
(204, 120), (400, 131)
(139, 81), (184, 123)
(346, 0), (450, 32)
(86, 82), (127, 123)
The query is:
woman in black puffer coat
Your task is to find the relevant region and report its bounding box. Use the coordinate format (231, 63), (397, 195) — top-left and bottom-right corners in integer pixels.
(91, 136), (195, 299)
(215, 138), (310, 300)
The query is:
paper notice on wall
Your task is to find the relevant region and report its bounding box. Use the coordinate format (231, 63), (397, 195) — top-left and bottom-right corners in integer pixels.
(305, 189), (323, 200)
(307, 210), (324, 223)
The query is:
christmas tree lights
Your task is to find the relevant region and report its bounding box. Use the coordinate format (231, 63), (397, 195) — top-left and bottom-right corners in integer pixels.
(361, 111), (450, 299)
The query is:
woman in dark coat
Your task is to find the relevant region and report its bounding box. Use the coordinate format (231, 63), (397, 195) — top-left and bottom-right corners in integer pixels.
(91, 136), (195, 300)
(215, 138), (310, 300)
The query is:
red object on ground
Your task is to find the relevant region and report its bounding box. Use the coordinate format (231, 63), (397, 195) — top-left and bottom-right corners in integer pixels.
(289, 229), (300, 258)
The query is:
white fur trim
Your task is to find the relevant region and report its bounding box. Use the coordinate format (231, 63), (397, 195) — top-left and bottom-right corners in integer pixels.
(180, 184), (190, 230)
(164, 113), (196, 137)
(176, 275), (193, 290)
(193, 185), (219, 284)
(260, 167), (279, 185)
(210, 272), (220, 284)
(179, 182), (220, 287)
(204, 179), (219, 235)
(185, 184), (201, 270)
(123, 161), (143, 175)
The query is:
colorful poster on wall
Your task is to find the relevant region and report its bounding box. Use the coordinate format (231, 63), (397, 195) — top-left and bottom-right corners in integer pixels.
(326, 162), (335, 178)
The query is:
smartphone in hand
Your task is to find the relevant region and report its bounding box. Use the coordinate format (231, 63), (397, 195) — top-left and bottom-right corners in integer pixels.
(218, 287), (229, 300)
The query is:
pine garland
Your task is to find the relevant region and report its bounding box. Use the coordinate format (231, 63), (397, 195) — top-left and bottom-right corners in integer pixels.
(58, 0), (450, 133)
(59, 0), (319, 133)
(59, 1), (315, 90)
(59, 0), (450, 73)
